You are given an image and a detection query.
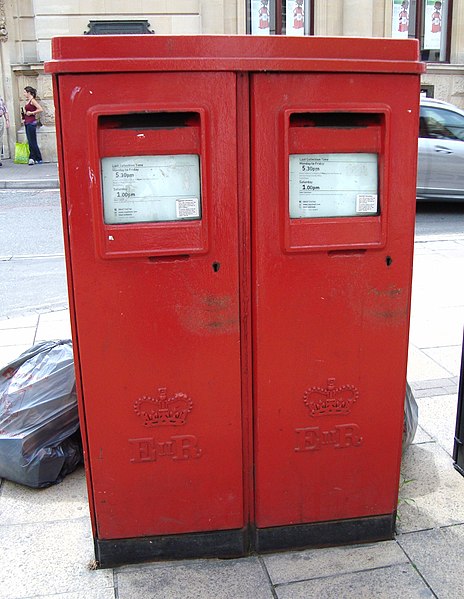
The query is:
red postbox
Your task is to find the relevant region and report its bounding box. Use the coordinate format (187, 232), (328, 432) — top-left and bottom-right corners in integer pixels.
(46, 35), (424, 566)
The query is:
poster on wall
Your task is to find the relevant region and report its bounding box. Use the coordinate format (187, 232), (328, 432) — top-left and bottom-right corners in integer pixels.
(251, 0), (271, 35)
(392, 0), (410, 39)
(424, 0), (443, 50)
(286, 0), (305, 36)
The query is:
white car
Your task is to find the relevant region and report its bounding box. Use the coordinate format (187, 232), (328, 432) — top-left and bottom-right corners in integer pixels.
(418, 98), (464, 201)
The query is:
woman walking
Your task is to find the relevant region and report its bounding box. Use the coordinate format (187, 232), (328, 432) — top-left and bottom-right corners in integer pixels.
(22, 86), (43, 165)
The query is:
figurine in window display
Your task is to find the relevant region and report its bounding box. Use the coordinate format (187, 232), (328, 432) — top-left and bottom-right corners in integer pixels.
(398, 0), (409, 33)
(293, 0), (304, 30)
(258, 0), (270, 30)
(431, 1), (442, 33)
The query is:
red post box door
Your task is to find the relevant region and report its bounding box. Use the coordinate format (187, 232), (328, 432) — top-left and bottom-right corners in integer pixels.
(58, 72), (246, 541)
(251, 72), (418, 534)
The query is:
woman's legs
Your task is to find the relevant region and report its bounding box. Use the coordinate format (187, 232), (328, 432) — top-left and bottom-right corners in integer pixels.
(25, 123), (43, 163)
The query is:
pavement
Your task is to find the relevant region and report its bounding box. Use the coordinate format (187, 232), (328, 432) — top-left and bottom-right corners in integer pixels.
(1, 158), (464, 598)
(0, 158), (59, 190)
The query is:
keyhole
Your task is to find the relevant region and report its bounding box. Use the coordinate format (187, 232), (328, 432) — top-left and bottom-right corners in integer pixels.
(212, 262), (221, 272)
(386, 256), (393, 267)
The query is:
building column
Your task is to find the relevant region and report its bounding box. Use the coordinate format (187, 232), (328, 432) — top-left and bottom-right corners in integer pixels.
(314, 0), (343, 35)
(343, 0), (374, 37)
(451, 0), (464, 63)
(0, 0), (13, 159)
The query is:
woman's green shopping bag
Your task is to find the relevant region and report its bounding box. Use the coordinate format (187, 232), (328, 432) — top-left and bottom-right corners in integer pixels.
(14, 142), (30, 164)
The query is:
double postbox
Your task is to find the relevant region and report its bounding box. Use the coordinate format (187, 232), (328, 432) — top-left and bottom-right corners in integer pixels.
(46, 35), (424, 567)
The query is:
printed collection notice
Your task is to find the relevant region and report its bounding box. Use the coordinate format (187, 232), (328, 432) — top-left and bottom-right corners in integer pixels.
(289, 153), (378, 218)
(101, 155), (201, 225)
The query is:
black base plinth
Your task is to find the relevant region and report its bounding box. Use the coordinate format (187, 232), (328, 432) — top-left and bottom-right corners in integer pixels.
(95, 512), (396, 568)
(95, 527), (248, 569)
(254, 513), (396, 553)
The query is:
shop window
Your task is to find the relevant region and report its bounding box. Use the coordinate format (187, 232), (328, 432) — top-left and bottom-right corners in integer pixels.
(247, 0), (314, 36)
(392, 0), (453, 62)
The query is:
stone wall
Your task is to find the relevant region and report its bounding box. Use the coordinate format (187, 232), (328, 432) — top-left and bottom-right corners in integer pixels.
(6, 0), (242, 161)
(422, 66), (464, 110)
(34, 1), (206, 62)
(2, 1), (464, 162)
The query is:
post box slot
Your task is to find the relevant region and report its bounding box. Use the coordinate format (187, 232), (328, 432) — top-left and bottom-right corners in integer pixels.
(289, 112), (382, 129)
(99, 111), (200, 130)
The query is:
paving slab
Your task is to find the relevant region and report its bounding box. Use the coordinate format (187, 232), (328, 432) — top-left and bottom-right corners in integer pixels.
(412, 425), (433, 445)
(0, 256), (68, 319)
(32, 588), (116, 599)
(407, 343), (452, 382)
(262, 540), (407, 585)
(0, 325), (37, 348)
(0, 467), (88, 525)
(409, 306), (464, 348)
(0, 314), (39, 329)
(415, 393), (459, 456)
(116, 557), (274, 599)
(25, 592), (115, 599)
(0, 518), (113, 599)
(411, 254), (464, 311)
(419, 239), (464, 253)
(0, 344), (31, 366)
(274, 563), (433, 599)
(397, 442), (464, 533)
(398, 524), (464, 599)
(411, 379), (457, 398)
(422, 344), (463, 377)
(35, 309), (72, 342)
(412, 242), (438, 256)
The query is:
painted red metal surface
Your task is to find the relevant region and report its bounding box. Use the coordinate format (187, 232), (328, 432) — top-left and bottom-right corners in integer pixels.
(56, 72), (245, 539)
(47, 35), (424, 74)
(251, 71), (420, 527)
(46, 36), (423, 551)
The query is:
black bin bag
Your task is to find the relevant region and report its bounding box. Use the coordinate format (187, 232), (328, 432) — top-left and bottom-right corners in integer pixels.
(0, 340), (82, 488)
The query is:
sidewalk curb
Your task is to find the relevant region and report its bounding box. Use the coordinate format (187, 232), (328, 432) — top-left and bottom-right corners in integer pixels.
(0, 159), (59, 190)
(415, 233), (464, 242)
(0, 179), (59, 190)
(0, 304), (69, 323)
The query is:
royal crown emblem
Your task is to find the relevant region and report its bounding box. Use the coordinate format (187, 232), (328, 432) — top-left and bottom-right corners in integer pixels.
(134, 387), (193, 427)
(303, 378), (359, 417)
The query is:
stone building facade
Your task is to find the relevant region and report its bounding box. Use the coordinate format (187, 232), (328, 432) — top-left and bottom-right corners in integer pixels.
(0, 0), (463, 161)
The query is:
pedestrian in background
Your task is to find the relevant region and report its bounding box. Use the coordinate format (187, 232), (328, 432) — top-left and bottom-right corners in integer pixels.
(0, 96), (10, 167)
(22, 86), (43, 165)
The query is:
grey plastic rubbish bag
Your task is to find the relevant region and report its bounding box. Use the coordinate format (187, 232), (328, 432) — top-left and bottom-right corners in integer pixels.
(0, 340), (82, 488)
(403, 382), (419, 450)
